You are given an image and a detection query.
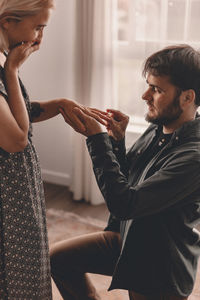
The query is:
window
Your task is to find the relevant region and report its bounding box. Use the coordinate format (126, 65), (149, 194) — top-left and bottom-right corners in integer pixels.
(116, 0), (200, 131)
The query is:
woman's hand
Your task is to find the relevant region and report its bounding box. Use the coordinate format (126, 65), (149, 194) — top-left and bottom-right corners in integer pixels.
(59, 101), (129, 139)
(89, 108), (129, 141)
(5, 41), (39, 71)
(73, 107), (103, 137)
(59, 99), (108, 133)
(60, 103), (103, 136)
(59, 99), (87, 132)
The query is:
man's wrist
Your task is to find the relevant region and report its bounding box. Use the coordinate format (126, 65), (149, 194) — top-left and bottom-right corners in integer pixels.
(109, 134), (125, 142)
(87, 132), (112, 154)
(87, 131), (104, 138)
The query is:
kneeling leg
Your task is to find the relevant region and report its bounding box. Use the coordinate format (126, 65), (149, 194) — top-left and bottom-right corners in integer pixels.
(50, 231), (121, 300)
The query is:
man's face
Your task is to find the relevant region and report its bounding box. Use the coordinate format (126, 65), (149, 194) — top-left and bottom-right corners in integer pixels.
(142, 74), (183, 126)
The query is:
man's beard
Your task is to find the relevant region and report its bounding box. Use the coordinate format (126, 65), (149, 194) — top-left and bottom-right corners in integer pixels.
(145, 92), (183, 126)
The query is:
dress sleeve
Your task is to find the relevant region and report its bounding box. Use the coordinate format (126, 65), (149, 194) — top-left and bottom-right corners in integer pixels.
(0, 78), (8, 100)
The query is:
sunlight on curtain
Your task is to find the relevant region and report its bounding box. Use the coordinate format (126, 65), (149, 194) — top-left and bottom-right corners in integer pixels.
(70, 0), (117, 204)
(116, 0), (200, 132)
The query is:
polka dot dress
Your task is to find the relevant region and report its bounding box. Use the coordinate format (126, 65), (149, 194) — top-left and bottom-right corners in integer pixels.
(0, 67), (52, 299)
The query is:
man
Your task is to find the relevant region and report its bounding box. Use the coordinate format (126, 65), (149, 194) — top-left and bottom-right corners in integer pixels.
(51, 45), (200, 300)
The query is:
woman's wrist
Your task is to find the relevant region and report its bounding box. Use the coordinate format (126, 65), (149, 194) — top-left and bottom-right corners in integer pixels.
(56, 98), (67, 109)
(4, 57), (19, 73)
(4, 65), (18, 77)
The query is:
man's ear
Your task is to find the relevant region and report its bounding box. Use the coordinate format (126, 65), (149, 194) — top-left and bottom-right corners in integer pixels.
(181, 89), (196, 106)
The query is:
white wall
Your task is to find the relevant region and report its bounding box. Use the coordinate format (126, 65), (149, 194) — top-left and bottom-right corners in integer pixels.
(20, 0), (77, 186)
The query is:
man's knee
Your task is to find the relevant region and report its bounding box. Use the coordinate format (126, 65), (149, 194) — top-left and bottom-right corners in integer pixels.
(50, 242), (69, 277)
(50, 238), (82, 277)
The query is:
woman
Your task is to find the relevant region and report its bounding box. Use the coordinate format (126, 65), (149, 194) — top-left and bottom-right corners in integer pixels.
(0, 0), (88, 298)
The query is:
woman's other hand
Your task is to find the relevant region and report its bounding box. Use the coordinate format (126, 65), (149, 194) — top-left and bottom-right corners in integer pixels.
(5, 41), (39, 71)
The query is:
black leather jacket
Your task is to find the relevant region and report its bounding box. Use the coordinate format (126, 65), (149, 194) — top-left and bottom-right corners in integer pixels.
(86, 116), (200, 297)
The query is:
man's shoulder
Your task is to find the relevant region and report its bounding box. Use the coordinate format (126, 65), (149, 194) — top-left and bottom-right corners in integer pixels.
(176, 116), (200, 140)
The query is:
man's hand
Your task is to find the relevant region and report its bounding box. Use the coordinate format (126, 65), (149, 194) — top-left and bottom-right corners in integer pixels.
(89, 108), (129, 141)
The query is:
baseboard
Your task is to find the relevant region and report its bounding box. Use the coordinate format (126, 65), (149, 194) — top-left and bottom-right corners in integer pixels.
(41, 169), (70, 186)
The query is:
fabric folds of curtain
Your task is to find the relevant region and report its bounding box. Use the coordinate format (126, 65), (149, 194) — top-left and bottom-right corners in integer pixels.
(70, 0), (116, 205)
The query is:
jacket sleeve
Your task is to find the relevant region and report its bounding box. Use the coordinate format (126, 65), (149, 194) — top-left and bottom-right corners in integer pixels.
(86, 133), (200, 220)
(109, 136), (128, 177)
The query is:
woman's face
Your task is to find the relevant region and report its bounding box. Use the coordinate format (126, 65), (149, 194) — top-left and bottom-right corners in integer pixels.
(5, 8), (52, 49)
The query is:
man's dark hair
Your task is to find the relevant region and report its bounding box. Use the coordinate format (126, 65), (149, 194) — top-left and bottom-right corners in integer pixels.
(143, 44), (200, 106)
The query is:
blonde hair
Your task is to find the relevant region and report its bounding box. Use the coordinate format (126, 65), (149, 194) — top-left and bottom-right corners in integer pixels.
(0, 0), (55, 51)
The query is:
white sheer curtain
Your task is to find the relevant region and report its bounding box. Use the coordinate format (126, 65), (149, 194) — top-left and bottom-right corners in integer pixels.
(116, 0), (200, 147)
(69, 0), (117, 205)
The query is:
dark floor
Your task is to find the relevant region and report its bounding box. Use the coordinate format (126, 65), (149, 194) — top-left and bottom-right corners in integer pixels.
(43, 181), (109, 223)
(44, 181), (200, 232)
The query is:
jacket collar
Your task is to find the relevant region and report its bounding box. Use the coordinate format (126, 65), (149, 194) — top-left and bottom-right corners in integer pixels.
(153, 113), (200, 142)
(172, 113), (200, 141)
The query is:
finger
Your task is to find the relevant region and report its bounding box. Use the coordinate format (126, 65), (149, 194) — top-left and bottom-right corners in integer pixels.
(89, 108), (113, 121)
(59, 107), (77, 128)
(106, 109), (126, 116)
(59, 108), (86, 133)
(85, 110), (109, 125)
(79, 104), (89, 112)
(108, 118), (125, 133)
(86, 107), (107, 117)
(30, 43), (40, 52)
(19, 42), (34, 57)
(11, 41), (26, 49)
(89, 108), (108, 115)
(106, 117), (117, 126)
(106, 109), (128, 121)
(63, 108), (87, 132)
(77, 107), (109, 126)
(105, 119), (118, 133)
(59, 108), (74, 127)
(21, 41), (32, 49)
(26, 42), (40, 54)
(19, 41), (39, 56)
(70, 111), (87, 131)
(73, 107), (89, 122)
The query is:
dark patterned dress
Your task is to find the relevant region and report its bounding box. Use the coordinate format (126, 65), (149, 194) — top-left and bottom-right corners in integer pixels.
(0, 67), (52, 299)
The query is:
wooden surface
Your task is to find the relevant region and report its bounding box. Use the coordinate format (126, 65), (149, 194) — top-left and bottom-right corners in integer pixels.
(44, 181), (109, 222)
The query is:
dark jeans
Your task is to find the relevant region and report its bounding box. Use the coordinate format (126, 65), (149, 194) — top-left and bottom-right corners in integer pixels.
(50, 231), (188, 300)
